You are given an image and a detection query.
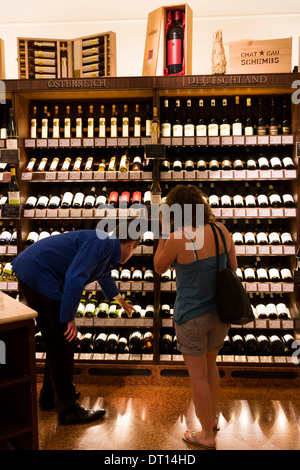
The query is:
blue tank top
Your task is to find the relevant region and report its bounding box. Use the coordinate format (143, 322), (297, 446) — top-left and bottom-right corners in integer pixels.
(173, 229), (227, 325)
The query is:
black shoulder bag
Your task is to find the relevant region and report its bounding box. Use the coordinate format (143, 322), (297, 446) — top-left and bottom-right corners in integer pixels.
(210, 223), (255, 326)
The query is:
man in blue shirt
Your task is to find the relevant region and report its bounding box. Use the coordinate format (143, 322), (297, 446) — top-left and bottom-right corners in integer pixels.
(12, 224), (139, 425)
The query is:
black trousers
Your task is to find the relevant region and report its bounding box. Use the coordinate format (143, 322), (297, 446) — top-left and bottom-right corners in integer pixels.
(19, 280), (77, 414)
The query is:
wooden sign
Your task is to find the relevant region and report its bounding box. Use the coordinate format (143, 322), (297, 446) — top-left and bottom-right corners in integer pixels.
(227, 37), (292, 74)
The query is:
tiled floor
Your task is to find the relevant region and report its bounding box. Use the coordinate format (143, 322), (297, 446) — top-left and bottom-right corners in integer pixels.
(37, 383), (300, 450)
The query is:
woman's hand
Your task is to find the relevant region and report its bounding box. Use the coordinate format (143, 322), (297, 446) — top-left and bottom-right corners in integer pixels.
(64, 320), (78, 342)
(118, 297), (136, 318)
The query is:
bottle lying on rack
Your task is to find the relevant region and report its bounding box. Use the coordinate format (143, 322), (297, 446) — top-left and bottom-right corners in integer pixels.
(240, 257), (293, 283)
(249, 292), (291, 320)
(0, 221), (17, 245)
(219, 332), (295, 356)
(229, 218), (294, 246)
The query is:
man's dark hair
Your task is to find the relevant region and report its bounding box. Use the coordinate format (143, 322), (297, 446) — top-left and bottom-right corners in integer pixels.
(111, 220), (141, 248)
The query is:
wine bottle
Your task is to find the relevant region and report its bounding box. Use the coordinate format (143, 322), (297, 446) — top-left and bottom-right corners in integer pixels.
(220, 185), (231, 207)
(129, 331), (143, 354)
(37, 157), (48, 172)
(268, 260), (281, 282)
(282, 155), (295, 169)
(132, 155), (142, 171)
(269, 154), (282, 170)
(161, 99), (171, 137)
(257, 335), (271, 356)
(220, 98), (230, 136)
(221, 155), (231, 171)
(173, 148), (183, 171)
(122, 104), (129, 137)
(134, 104), (141, 137)
(166, 10), (184, 75)
(8, 167), (20, 205)
(257, 99), (266, 135)
(6, 108), (17, 141)
(119, 150), (130, 172)
(232, 334), (245, 355)
(30, 106), (37, 138)
(184, 99), (194, 136)
(267, 184), (282, 208)
(84, 155), (94, 172)
(245, 334), (258, 356)
(83, 187), (96, 208)
(244, 219), (256, 245)
(108, 153), (117, 171)
(208, 183), (219, 208)
(48, 191), (61, 209)
(84, 291), (97, 318)
(87, 104), (94, 138)
(76, 105), (83, 138)
(257, 152), (269, 170)
(108, 190), (118, 208)
(208, 99), (218, 136)
(244, 182), (256, 208)
(119, 190), (130, 208)
(232, 96), (242, 136)
(270, 335), (284, 356)
(61, 189), (73, 209)
(118, 335), (129, 354)
(151, 107), (160, 144)
(255, 256), (268, 282)
(256, 182), (268, 208)
(143, 332), (153, 354)
(106, 333), (119, 353)
(267, 219), (281, 245)
(279, 262), (293, 282)
(64, 105), (71, 138)
(73, 155), (82, 171)
(41, 106), (49, 138)
(255, 219), (268, 245)
(52, 105), (60, 138)
(281, 99), (291, 135)
(265, 293), (278, 319)
(280, 184), (295, 208)
(244, 98), (254, 135)
(196, 99), (207, 136)
(110, 104), (118, 138)
(108, 299), (120, 318)
(255, 293), (267, 319)
(49, 156), (59, 172)
(145, 104), (152, 137)
(244, 258), (256, 282)
(173, 99), (183, 136)
(231, 219), (244, 245)
(76, 292), (87, 317)
(131, 293), (142, 318)
(99, 104), (106, 138)
(269, 98), (278, 135)
(93, 332), (107, 353)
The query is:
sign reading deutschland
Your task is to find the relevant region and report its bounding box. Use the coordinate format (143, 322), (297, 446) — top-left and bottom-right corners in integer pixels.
(227, 37), (292, 74)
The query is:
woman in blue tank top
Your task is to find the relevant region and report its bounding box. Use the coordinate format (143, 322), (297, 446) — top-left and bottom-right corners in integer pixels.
(154, 184), (237, 450)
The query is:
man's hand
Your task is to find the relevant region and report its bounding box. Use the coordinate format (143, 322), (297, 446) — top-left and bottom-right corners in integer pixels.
(64, 320), (78, 342)
(118, 297), (136, 318)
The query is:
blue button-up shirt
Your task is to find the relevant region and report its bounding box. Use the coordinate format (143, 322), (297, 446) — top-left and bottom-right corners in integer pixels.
(11, 230), (121, 323)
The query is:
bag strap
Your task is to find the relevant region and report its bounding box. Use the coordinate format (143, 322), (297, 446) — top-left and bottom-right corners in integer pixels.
(210, 223), (231, 270)
(210, 223), (221, 271)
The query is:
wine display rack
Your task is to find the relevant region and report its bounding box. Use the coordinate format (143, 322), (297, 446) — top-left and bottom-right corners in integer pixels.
(2, 73), (300, 386)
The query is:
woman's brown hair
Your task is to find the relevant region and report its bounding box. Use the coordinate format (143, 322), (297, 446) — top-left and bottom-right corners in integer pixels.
(165, 184), (215, 228)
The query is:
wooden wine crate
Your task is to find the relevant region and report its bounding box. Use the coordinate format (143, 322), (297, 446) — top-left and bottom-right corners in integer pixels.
(73, 32), (116, 78)
(142, 3), (193, 76)
(0, 39), (5, 79)
(227, 37), (292, 74)
(17, 37), (73, 79)
(18, 32), (116, 79)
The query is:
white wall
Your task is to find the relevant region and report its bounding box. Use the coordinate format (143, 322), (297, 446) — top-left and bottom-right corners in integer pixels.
(1, 5), (299, 78)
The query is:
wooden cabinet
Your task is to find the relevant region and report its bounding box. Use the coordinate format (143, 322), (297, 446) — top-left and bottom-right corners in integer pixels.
(2, 73), (300, 384)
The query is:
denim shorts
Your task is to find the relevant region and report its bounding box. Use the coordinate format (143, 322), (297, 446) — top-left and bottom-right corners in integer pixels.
(174, 312), (229, 356)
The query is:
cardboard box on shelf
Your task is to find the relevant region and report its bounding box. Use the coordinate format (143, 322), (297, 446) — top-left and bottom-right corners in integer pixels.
(143, 3), (193, 76)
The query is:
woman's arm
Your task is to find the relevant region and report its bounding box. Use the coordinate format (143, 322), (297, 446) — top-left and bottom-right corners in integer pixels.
(154, 236), (179, 275)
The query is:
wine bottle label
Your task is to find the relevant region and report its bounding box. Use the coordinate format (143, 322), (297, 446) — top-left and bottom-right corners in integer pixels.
(111, 269), (119, 279)
(209, 195), (219, 206)
(146, 305), (155, 313)
(49, 196), (60, 206)
(209, 159), (219, 169)
(256, 232), (268, 244)
(277, 303), (288, 316)
(269, 268), (280, 279)
(34, 66), (56, 74)
(41, 119), (48, 138)
(26, 196), (37, 206)
(167, 39), (182, 65)
(143, 231), (154, 242)
(256, 304), (267, 315)
(245, 195), (256, 206)
(184, 124), (194, 136)
(0, 128), (7, 139)
(269, 194), (281, 205)
(185, 160), (194, 169)
(266, 303), (276, 315)
(221, 195), (231, 206)
(87, 118), (94, 137)
(282, 126), (291, 135)
(109, 305), (118, 314)
(31, 119), (37, 138)
(232, 232), (243, 244)
(282, 194), (294, 204)
(52, 118), (59, 138)
(132, 269), (142, 279)
(37, 195), (49, 206)
(257, 194), (268, 206)
(133, 156), (141, 166)
(73, 192), (84, 206)
(120, 269), (131, 279)
(0, 231), (12, 243)
(236, 267), (243, 278)
(258, 157), (268, 168)
(269, 232), (280, 244)
(220, 124), (230, 136)
(244, 232), (255, 244)
(122, 117), (129, 137)
(232, 123), (242, 136)
(143, 191), (151, 204)
(197, 160), (206, 169)
(26, 159), (36, 171)
(111, 117), (117, 137)
(173, 124), (183, 137)
(233, 195), (243, 206)
(196, 124), (207, 136)
(281, 268), (292, 279)
(244, 267), (255, 278)
(34, 51), (56, 58)
(76, 118), (82, 138)
(222, 160), (231, 169)
(64, 118), (71, 138)
(134, 117), (141, 137)
(162, 304), (171, 311)
(173, 160), (182, 169)
(61, 57), (68, 78)
(99, 117), (106, 137)
(85, 303), (96, 315)
(34, 58), (56, 66)
(161, 123), (171, 137)
(257, 126), (266, 135)
(62, 192), (73, 205)
(245, 126), (254, 136)
(281, 232), (293, 244)
(208, 124), (218, 136)
(269, 126), (278, 135)
(39, 231), (50, 240)
(257, 268), (268, 280)
(98, 302), (109, 314)
(77, 303), (85, 315)
(144, 269), (154, 279)
(84, 195), (95, 206)
(73, 159), (82, 171)
(96, 195), (107, 206)
(27, 231), (39, 243)
(85, 157), (93, 171)
(270, 156), (281, 168)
